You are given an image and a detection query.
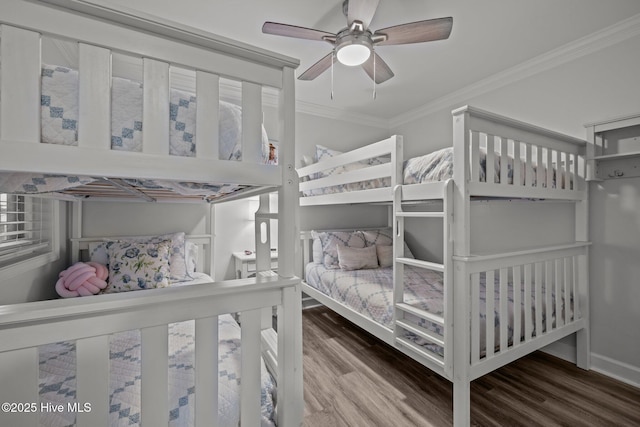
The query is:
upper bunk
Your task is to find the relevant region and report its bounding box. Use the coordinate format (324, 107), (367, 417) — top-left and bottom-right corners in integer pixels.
(297, 106), (588, 206)
(0, 0), (299, 203)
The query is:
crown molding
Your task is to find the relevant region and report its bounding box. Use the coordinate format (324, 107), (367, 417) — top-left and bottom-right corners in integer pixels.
(389, 13), (640, 129)
(294, 100), (390, 129)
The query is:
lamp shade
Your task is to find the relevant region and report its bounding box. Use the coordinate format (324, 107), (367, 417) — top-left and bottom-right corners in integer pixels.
(336, 43), (371, 66)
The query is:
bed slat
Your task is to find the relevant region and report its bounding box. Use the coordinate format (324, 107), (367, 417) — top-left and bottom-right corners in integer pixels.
(513, 265), (522, 347)
(471, 273), (480, 364)
(499, 268), (509, 352)
(142, 58), (170, 155)
(513, 141), (522, 188)
(485, 134), (495, 184)
(536, 147), (544, 189)
(525, 143), (534, 188)
(141, 325), (169, 426)
(195, 71), (220, 159)
(242, 82), (263, 164)
(0, 25), (40, 144)
(79, 43), (111, 150)
(564, 257), (572, 322)
(196, 316), (219, 427)
(485, 270), (495, 359)
(499, 138), (508, 185)
(524, 264), (533, 341)
(470, 131), (480, 183)
(545, 260), (553, 333)
(76, 335), (110, 426)
(555, 259), (564, 328)
(0, 348), (38, 427)
(546, 148), (554, 189)
(240, 308), (262, 426)
(535, 263), (543, 337)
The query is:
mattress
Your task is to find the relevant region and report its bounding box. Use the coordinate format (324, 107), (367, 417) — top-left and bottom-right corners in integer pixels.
(0, 64), (277, 198)
(305, 262), (568, 357)
(39, 276), (276, 427)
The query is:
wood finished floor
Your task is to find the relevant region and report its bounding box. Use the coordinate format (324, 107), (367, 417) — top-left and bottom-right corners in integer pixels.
(302, 306), (640, 427)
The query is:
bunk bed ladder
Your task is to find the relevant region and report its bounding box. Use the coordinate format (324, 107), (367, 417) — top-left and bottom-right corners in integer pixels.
(392, 182), (454, 376)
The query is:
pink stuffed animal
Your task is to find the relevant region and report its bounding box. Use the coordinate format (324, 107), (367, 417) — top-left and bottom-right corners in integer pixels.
(55, 262), (108, 298)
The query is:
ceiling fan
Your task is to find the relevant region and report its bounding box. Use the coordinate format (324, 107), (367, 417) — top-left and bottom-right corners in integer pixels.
(262, 0), (453, 84)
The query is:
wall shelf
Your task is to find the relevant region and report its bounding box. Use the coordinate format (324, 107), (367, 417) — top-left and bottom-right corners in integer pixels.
(585, 113), (640, 181)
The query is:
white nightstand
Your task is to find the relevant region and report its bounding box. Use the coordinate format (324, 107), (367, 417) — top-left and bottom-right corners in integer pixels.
(232, 251), (278, 279)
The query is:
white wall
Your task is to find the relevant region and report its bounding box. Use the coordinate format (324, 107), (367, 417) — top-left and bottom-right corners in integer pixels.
(391, 34), (640, 383)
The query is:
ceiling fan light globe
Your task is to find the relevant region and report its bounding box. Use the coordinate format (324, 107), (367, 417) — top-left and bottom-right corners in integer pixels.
(336, 43), (371, 66)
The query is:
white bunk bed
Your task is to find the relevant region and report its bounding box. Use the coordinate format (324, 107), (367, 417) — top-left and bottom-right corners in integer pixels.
(297, 106), (590, 426)
(0, 1), (302, 426)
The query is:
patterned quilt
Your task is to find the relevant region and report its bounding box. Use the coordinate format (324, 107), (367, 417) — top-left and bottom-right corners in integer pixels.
(38, 314), (276, 427)
(305, 263), (568, 357)
(303, 145), (568, 196)
(0, 64), (276, 196)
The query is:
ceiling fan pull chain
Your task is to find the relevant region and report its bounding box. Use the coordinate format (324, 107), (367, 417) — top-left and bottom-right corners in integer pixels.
(373, 50), (377, 100)
(331, 49), (335, 100)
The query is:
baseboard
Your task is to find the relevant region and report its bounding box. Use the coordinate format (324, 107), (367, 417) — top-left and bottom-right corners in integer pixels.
(591, 353), (640, 389)
(541, 343), (640, 389)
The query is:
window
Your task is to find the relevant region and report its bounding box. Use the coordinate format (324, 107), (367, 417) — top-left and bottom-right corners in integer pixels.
(0, 193), (56, 268)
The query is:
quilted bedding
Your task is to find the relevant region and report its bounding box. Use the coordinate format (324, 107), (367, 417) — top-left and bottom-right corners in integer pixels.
(305, 262), (569, 356)
(38, 314), (276, 427)
(0, 64), (276, 197)
(303, 146), (569, 196)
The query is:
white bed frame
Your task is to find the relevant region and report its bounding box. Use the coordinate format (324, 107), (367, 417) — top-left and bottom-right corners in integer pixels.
(298, 106), (590, 426)
(0, 0), (302, 426)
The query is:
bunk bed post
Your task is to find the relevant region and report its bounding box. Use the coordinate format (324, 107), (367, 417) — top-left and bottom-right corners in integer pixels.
(277, 65), (303, 426)
(451, 107), (472, 427)
(255, 193), (274, 329)
(575, 145), (591, 369)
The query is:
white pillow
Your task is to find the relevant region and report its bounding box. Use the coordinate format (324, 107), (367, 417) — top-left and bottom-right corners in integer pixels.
(376, 244), (394, 268)
(105, 240), (171, 293)
(337, 245), (378, 271)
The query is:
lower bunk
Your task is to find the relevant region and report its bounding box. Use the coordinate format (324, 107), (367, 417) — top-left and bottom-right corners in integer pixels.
(39, 314), (275, 427)
(300, 227), (589, 426)
(0, 241), (303, 427)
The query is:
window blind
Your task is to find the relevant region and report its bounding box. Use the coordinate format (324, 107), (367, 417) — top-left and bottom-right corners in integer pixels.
(0, 194), (52, 264)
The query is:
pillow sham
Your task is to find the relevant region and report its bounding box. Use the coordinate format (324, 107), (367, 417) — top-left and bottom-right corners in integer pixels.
(311, 230), (366, 269)
(337, 245), (378, 271)
(361, 228), (415, 259)
(376, 244), (394, 268)
(87, 232), (191, 281)
(105, 240), (171, 293)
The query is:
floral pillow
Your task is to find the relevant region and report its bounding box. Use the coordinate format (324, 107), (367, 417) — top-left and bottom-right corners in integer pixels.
(88, 232), (191, 282)
(105, 240), (171, 293)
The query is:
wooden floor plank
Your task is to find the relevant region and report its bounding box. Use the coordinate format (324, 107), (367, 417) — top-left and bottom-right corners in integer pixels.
(302, 307), (640, 426)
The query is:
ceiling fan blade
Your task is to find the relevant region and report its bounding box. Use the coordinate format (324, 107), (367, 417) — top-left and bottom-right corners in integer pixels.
(262, 22), (335, 42)
(298, 52), (336, 81)
(362, 52), (394, 84)
(374, 17), (453, 46)
(347, 0), (380, 30)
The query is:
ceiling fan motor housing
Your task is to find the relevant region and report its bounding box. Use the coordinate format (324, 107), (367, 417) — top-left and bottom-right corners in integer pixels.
(334, 28), (373, 66)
